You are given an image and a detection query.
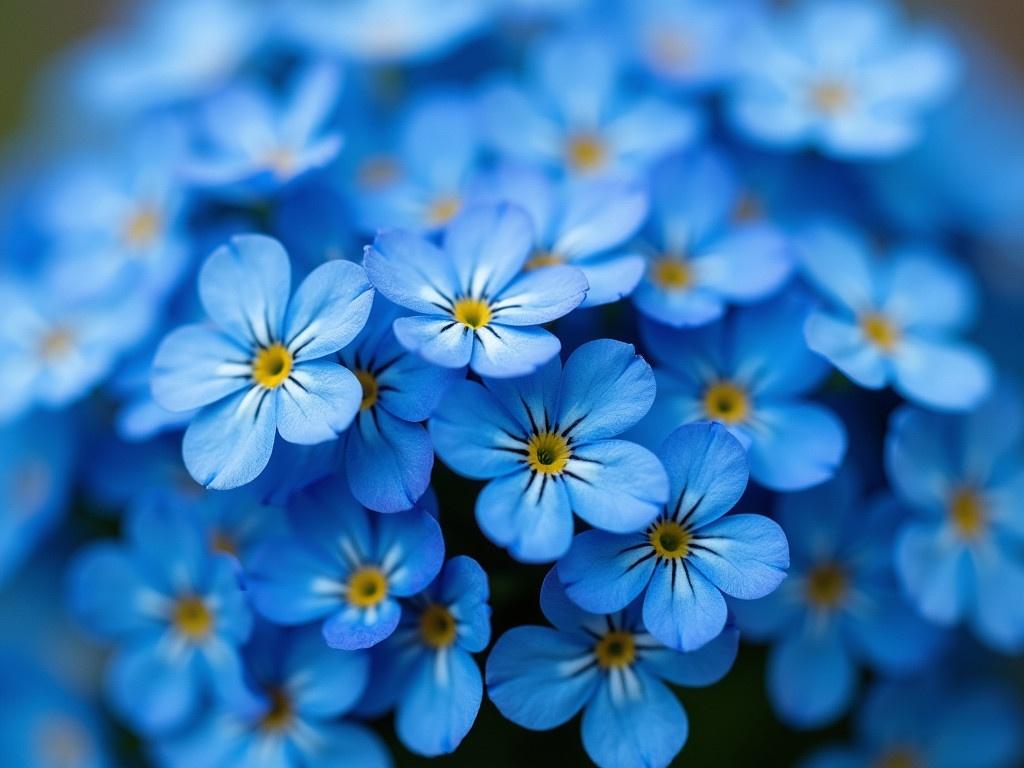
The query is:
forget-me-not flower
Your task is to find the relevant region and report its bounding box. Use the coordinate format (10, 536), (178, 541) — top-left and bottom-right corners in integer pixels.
(472, 164), (648, 307)
(727, 0), (957, 158)
(634, 291), (847, 491)
(338, 299), (461, 513)
(799, 221), (993, 411)
(886, 387), (1024, 652)
(357, 556), (491, 756)
(151, 234), (374, 490)
(559, 422), (788, 651)
(68, 505), (255, 734)
(431, 339), (668, 562)
(731, 469), (944, 728)
(487, 570), (738, 768)
(157, 624), (391, 768)
(631, 149), (792, 327)
(246, 476), (444, 651)
(363, 204), (587, 378)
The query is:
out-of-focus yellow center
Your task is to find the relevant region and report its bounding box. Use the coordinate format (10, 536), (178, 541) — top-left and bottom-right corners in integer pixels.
(210, 530), (238, 558)
(875, 748), (920, 768)
(595, 630), (636, 669)
(428, 196), (461, 226)
(566, 133), (607, 172)
(453, 297), (492, 330)
(123, 207), (162, 247)
(526, 431), (571, 475)
(811, 81), (852, 115)
(648, 29), (693, 68)
(525, 250), (565, 271)
(805, 563), (847, 608)
(347, 567), (388, 608)
(266, 147), (298, 178)
(419, 603), (458, 649)
(39, 328), (74, 361)
(649, 519), (691, 559)
(703, 381), (750, 424)
(173, 596), (213, 639)
(860, 312), (901, 352)
(252, 343), (293, 389)
(358, 155), (400, 189)
(949, 487), (986, 539)
(651, 256), (692, 290)
(355, 369), (379, 411)
(259, 688), (294, 732)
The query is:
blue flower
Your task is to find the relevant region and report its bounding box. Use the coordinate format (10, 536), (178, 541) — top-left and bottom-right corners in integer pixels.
(558, 422), (788, 651)
(885, 386), (1024, 652)
(68, 505), (255, 734)
(338, 299), (461, 513)
(486, 570), (738, 768)
(631, 149), (793, 327)
(151, 235), (374, 489)
(799, 222), (993, 411)
(727, 0), (957, 158)
(801, 677), (1023, 768)
(157, 624), (391, 768)
(472, 164), (648, 307)
(186, 65), (342, 201)
(358, 556), (491, 756)
(246, 476), (444, 650)
(0, 411), (74, 585)
(431, 339), (669, 562)
(363, 204), (587, 378)
(355, 92), (481, 234)
(635, 291), (847, 491)
(479, 32), (702, 177)
(730, 469), (944, 728)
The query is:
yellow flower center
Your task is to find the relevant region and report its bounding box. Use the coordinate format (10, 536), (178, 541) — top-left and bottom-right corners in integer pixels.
(526, 431), (571, 475)
(651, 256), (692, 290)
(565, 133), (607, 172)
(428, 196), (461, 226)
(347, 567), (388, 608)
(525, 250), (565, 271)
(859, 312), (901, 352)
(123, 207), (162, 247)
(703, 381), (750, 424)
(357, 154), (400, 190)
(252, 343), (293, 389)
(355, 369), (379, 411)
(649, 519), (692, 559)
(39, 328), (74, 361)
(875, 749), (920, 768)
(419, 603), (458, 649)
(595, 630), (636, 669)
(259, 688), (293, 732)
(949, 487), (986, 539)
(210, 530), (238, 558)
(453, 297), (492, 330)
(811, 81), (852, 115)
(805, 563), (847, 609)
(733, 192), (763, 223)
(173, 596), (213, 639)
(266, 147), (298, 178)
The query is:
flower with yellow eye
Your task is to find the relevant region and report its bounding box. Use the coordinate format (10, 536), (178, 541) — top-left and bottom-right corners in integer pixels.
(247, 476), (444, 651)
(487, 570), (738, 768)
(559, 423), (788, 652)
(364, 204), (587, 378)
(431, 339), (668, 562)
(636, 291), (847, 491)
(68, 505), (255, 735)
(152, 234), (374, 490)
(887, 389), (1024, 653)
(799, 222), (992, 412)
(361, 557), (491, 757)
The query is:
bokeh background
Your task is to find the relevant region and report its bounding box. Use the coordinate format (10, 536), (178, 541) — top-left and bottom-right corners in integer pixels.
(1, 2), (1022, 767)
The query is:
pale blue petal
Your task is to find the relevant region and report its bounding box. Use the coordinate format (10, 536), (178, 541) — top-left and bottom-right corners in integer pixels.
(151, 324), (251, 412)
(696, 225), (793, 302)
(478, 82), (562, 165)
(396, 648), (482, 756)
(883, 405), (954, 512)
(443, 204), (534, 298)
(247, 537), (342, 624)
(490, 265), (587, 326)
(182, 386), (277, 490)
(969, 542), (1024, 652)
(804, 311), (889, 389)
(430, 380), (525, 480)
(374, 506), (445, 595)
(746, 402), (847, 491)
(642, 554), (728, 651)
(107, 638), (200, 733)
(882, 249), (977, 331)
(554, 179), (647, 259)
(283, 260), (374, 362)
(276, 362), (361, 445)
(558, 530), (654, 614)
(322, 597), (402, 650)
(470, 324), (561, 379)
(556, 339), (656, 442)
(199, 234), (291, 347)
(689, 514), (789, 599)
(605, 98), (703, 168)
(476, 470), (573, 563)
(393, 315), (474, 369)
(794, 221), (875, 313)
(363, 230), (458, 314)
(485, 626), (599, 730)
(564, 440), (667, 533)
(578, 254), (646, 308)
(767, 623), (856, 728)
(284, 627), (370, 718)
(641, 626), (739, 688)
(346, 410), (433, 513)
(891, 338), (993, 412)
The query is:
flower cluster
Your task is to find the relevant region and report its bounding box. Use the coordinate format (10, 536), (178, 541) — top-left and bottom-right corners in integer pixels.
(2, 1), (1023, 767)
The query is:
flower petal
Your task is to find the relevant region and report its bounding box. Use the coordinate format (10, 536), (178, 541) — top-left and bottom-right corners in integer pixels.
(430, 380), (526, 480)
(283, 260), (374, 362)
(746, 402), (847, 492)
(892, 337), (993, 412)
(471, 324), (561, 379)
(490, 265), (587, 326)
(767, 622), (856, 728)
(642, 555), (728, 652)
(443, 204), (534, 297)
(393, 315), (474, 369)
(322, 597), (402, 650)
(689, 514), (789, 600)
(396, 648), (482, 756)
(363, 230), (458, 314)
(346, 409), (434, 513)
(276, 361), (361, 445)
(558, 529), (654, 614)
(151, 324), (251, 412)
(476, 470), (574, 563)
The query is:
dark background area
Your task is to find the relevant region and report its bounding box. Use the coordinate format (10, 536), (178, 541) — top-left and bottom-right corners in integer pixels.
(2, 2), (1021, 767)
